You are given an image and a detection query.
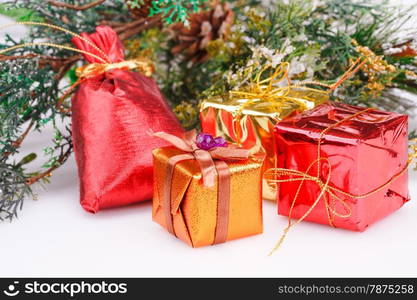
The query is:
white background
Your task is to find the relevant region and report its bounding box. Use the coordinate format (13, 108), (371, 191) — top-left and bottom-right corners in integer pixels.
(1, 1), (417, 277)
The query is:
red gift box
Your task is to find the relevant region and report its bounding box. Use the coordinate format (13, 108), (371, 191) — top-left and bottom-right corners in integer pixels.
(274, 102), (409, 231)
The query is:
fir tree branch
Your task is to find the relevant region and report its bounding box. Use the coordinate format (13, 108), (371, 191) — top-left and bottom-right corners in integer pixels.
(53, 55), (81, 81)
(26, 141), (73, 185)
(0, 53), (39, 61)
(47, 0), (106, 11)
(2, 121), (35, 160)
(118, 15), (162, 40)
(109, 18), (147, 34)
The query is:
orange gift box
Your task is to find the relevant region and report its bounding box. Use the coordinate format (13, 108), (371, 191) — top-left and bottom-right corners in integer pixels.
(152, 146), (263, 247)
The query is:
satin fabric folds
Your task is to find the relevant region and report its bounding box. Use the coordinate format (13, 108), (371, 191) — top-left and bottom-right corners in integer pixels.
(71, 26), (183, 213)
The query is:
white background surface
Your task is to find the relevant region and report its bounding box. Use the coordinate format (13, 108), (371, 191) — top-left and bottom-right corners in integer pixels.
(1, 1), (417, 277)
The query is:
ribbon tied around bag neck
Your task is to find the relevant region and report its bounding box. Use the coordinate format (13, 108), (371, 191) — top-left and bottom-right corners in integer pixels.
(76, 58), (154, 80)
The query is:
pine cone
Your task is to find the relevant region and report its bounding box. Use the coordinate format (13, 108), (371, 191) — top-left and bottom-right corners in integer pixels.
(127, 0), (153, 19)
(171, 2), (234, 64)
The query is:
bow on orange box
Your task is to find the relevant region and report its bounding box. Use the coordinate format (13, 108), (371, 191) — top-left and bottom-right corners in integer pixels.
(152, 130), (251, 244)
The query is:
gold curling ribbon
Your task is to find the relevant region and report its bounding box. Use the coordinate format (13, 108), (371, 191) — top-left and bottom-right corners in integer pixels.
(59, 57), (154, 111)
(76, 59), (154, 79)
(265, 108), (411, 255)
(228, 57), (367, 115)
(0, 22), (154, 112)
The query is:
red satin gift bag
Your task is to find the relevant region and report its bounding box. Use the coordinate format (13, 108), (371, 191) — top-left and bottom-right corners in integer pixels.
(71, 26), (183, 213)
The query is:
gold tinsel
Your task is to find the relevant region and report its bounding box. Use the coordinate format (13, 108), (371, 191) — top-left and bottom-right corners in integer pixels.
(353, 40), (396, 79)
(352, 39), (398, 97)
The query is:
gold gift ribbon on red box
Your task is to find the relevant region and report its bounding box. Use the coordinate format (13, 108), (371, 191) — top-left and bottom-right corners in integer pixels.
(265, 108), (413, 255)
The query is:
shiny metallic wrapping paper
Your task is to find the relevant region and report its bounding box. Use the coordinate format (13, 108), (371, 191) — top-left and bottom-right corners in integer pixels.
(274, 102), (409, 231)
(152, 147), (263, 247)
(200, 88), (329, 200)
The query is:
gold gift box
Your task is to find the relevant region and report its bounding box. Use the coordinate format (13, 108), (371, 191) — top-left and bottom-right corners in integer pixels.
(200, 88), (328, 200)
(152, 147), (263, 247)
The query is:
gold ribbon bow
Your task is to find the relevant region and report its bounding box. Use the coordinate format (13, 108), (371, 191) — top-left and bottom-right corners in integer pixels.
(152, 130), (250, 244)
(228, 57), (366, 115)
(265, 108), (411, 255)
